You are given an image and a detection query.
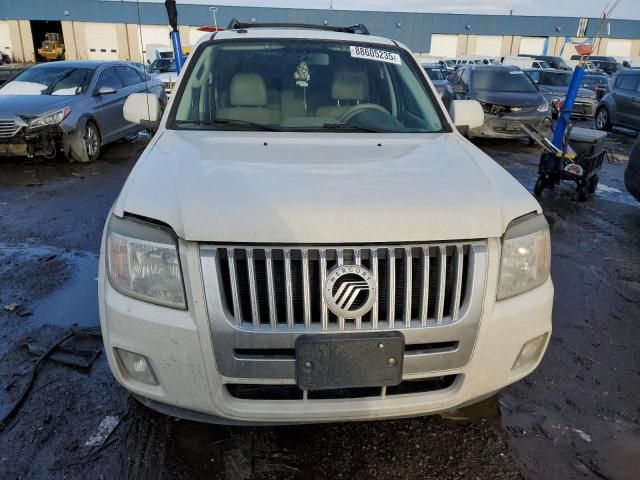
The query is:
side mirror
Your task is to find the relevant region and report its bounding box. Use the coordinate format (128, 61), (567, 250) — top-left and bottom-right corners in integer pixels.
(449, 100), (484, 130)
(96, 86), (117, 96)
(451, 85), (466, 94)
(123, 93), (161, 127)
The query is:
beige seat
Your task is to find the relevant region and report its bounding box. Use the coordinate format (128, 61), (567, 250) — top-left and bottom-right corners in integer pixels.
(217, 73), (280, 125)
(316, 69), (370, 119)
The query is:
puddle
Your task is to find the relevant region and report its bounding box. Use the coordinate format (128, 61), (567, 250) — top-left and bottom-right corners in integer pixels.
(27, 252), (99, 329)
(0, 243), (99, 330)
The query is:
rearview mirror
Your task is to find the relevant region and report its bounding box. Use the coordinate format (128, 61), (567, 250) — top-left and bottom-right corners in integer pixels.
(96, 86), (117, 96)
(449, 100), (484, 130)
(123, 93), (161, 126)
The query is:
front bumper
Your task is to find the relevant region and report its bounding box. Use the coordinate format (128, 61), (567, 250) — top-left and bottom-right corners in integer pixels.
(0, 127), (61, 158)
(469, 112), (551, 139)
(99, 238), (553, 424)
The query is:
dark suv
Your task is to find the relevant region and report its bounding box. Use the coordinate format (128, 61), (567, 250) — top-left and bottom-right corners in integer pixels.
(625, 137), (640, 202)
(595, 69), (640, 131)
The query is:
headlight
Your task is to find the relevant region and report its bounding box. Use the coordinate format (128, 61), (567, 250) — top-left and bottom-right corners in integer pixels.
(106, 215), (186, 309)
(537, 102), (549, 113)
(29, 106), (71, 129)
(497, 214), (551, 300)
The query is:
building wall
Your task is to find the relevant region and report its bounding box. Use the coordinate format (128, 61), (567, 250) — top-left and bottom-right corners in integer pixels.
(2, 1), (638, 63)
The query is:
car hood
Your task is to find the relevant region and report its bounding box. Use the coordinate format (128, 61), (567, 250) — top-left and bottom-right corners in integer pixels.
(539, 85), (595, 98)
(0, 93), (85, 118)
(431, 80), (450, 89)
(473, 90), (545, 108)
(113, 130), (541, 243)
(154, 72), (177, 82)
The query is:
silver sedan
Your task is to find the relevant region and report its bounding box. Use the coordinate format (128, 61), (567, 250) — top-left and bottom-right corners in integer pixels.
(0, 60), (166, 162)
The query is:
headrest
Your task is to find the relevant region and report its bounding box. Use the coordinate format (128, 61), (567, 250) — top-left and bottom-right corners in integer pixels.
(331, 70), (369, 101)
(230, 73), (267, 107)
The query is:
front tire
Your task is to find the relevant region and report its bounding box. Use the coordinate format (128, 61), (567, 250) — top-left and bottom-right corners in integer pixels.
(595, 107), (611, 131)
(83, 121), (101, 162)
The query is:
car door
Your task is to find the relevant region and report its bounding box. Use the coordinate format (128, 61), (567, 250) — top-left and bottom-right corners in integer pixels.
(115, 65), (148, 137)
(93, 66), (125, 144)
(612, 74), (640, 128)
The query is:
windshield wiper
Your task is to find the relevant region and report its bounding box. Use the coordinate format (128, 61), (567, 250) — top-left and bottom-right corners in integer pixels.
(175, 118), (282, 132)
(321, 123), (383, 133)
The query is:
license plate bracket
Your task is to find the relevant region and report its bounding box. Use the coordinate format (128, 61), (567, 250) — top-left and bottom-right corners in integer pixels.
(296, 332), (404, 391)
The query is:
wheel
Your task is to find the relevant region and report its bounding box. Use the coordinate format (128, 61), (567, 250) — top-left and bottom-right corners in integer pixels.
(577, 181), (589, 202)
(82, 121), (101, 162)
(595, 107), (611, 131)
(588, 174), (599, 194)
(534, 176), (546, 197)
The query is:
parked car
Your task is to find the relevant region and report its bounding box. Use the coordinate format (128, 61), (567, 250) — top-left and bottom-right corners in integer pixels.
(0, 61), (166, 161)
(502, 56), (549, 69)
(625, 137), (640, 201)
(100, 21), (553, 425)
(422, 63), (453, 109)
(583, 56), (626, 76)
(524, 68), (597, 118)
(151, 59), (177, 95)
(521, 55), (570, 71)
(0, 64), (26, 87)
(450, 64), (551, 138)
(595, 69), (640, 131)
(581, 71), (610, 100)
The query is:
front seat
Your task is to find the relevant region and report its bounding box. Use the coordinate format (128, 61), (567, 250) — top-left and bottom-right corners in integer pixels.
(316, 69), (370, 119)
(217, 73), (280, 124)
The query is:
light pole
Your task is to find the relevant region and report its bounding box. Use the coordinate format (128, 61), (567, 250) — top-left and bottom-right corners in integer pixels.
(209, 6), (218, 29)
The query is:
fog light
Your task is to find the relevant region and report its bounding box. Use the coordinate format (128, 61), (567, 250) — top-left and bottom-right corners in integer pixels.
(115, 348), (158, 385)
(512, 333), (548, 371)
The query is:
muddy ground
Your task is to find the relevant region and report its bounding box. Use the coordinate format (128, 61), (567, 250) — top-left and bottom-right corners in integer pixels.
(0, 125), (638, 479)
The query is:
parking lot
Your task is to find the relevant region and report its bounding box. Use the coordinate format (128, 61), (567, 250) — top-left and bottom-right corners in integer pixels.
(0, 122), (637, 479)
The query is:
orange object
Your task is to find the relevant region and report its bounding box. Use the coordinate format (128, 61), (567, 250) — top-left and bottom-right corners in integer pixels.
(575, 43), (593, 56)
(196, 26), (226, 32)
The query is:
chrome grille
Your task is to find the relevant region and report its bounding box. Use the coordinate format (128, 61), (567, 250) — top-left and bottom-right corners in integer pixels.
(210, 243), (481, 331)
(0, 120), (21, 140)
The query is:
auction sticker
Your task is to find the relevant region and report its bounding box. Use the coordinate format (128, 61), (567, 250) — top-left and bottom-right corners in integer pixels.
(350, 46), (402, 65)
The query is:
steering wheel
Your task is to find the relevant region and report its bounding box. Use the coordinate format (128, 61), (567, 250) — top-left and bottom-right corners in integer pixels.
(339, 103), (391, 123)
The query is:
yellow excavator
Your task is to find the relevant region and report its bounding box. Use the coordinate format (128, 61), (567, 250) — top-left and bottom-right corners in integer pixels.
(38, 33), (65, 61)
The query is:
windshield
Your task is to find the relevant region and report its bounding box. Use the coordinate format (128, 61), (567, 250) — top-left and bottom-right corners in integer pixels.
(538, 71), (572, 87)
(423, 66), (445, 80)
(473, 69), (538, 93)
(150, 59), (173, 72)
(0, 67), (92, 96)
(173, 40), (444, 133)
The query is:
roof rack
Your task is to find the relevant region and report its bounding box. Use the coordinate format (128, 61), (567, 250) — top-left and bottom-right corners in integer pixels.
(226, 19), (370, 35)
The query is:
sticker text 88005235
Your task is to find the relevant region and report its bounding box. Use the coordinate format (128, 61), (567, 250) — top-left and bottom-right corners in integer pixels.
(350, 46), (402, 65)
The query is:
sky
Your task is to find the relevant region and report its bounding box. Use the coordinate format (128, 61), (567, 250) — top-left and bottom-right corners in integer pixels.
(129, 0), (640, 20)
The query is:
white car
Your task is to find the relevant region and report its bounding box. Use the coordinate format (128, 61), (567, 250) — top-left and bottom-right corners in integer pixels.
(100, 21), (553, 424)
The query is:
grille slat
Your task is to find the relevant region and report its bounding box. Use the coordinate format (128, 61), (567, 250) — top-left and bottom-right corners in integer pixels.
(0, 120), (20, 140)
(246, 250), (260, 328)
(436, 246), (447, 325)
(214, 243), (476, 332)
(227, 249), (243, 326)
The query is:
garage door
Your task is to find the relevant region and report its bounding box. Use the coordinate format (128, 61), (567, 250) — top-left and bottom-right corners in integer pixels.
(429, 34), (458, 57)
(0, 21), (12, 61)
(473, 36), (502, 57)
(606, 39), (632, 57)
(189, 27), (209, 47)
(140, 25), (171, 62)
(85, 23), (119, 60)
(519, 37), (547, 56)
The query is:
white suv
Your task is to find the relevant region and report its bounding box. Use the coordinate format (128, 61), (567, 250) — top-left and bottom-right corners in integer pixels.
(99, 22), (553, 424)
